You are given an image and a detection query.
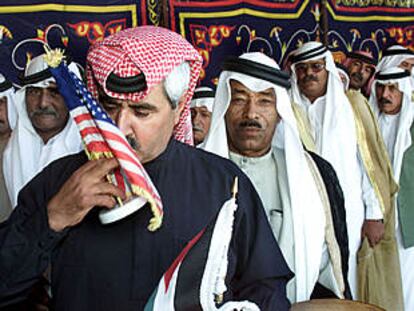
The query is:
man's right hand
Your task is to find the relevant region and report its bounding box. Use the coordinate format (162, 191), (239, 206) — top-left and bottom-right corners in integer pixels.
(47, 158), (126, 232)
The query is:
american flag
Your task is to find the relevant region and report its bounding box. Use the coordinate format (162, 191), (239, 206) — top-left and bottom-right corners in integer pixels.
(47, 59), (163, 231)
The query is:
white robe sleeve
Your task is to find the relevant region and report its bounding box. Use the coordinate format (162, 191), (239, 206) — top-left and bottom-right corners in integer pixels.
(358, 153), (383, 220)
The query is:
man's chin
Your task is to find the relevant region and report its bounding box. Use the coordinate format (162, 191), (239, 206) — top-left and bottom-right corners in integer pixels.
(350, 80), (363, 90)
(193, 133), (204, 143)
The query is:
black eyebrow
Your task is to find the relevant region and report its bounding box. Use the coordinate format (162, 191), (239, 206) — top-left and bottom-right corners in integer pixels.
(98, 92), (120, 104)
(100, 97), (120, 106)
(129, 102), (158, 111)
(258, 90), (275, 97)
(231, 88), (249, 95)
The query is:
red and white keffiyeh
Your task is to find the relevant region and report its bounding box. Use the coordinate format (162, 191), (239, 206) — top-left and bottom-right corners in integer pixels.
(343, 50), (377, 96)
(86, 26), (202, 145)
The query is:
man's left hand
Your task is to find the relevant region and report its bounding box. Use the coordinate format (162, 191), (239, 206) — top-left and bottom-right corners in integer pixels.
(361, 219), (385, 247)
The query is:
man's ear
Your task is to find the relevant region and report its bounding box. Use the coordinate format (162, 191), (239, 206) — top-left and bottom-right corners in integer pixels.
(173, 94), (186, 125)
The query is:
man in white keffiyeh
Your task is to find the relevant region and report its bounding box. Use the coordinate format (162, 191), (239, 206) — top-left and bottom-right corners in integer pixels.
(289, 41), (390, 300)
(377, 45), (414, 104)
(202, 52), (350, 303)
(2, 54), (83, 208)
(369, 67), (414, 311)
(377, 45), (414, 75)
(190, 86), (215, 146)
(0, 73), (17, 221)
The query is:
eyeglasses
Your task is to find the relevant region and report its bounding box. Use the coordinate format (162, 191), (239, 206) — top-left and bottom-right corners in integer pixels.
(295, 62), (326, 74)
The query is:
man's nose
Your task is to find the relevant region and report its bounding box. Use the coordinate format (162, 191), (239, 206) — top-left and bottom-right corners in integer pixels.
(358, 66), (367, 75)
(383, 86), (392, 98)
(243, 100), (259, 119)
(305, 64), (314, 75)
(39, 89), (52, 108)
(192, 111), (202, 124)
(116, 108), (133, 137)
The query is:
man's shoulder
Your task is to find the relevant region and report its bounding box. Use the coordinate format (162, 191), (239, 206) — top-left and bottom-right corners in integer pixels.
(174, 141), (247, 177)
(42, 151), (88, 178)
(346, 89), (369, 105)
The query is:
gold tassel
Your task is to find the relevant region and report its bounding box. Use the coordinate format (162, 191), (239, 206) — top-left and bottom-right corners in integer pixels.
(43, 45), (65, 68)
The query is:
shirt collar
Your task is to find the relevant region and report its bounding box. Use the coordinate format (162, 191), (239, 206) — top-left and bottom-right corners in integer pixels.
(229, 148), (273, 166)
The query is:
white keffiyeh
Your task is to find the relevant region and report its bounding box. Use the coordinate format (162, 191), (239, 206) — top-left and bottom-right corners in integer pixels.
(202, 52), (328, 302)
(3, 54), (83, 207)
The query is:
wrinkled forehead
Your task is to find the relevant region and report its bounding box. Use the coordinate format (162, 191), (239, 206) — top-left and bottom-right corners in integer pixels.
(400, 57), (414, 67)
(293, 56), (327, 72)
(404, 57), (414, 63)
(297, 57), (326, 65)
(28, 81), (57, 88)
(349, 58), (375, 67)
(229, 79), (276, 97)
(226, 72), (276, 95)
(191, 105), (210, 112)
(376, 81), (400, 89)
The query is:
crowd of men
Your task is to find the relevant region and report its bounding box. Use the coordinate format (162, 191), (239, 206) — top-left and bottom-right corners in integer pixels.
(0, 26), (413, 310)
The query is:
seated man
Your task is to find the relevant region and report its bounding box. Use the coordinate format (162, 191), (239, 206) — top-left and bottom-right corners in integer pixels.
(0, 26), (292, 310)
(3, 55), (82, 207)
(202, 52), (351, 303)
(190, 86), (214, 146)
(0, 73), (17, 221)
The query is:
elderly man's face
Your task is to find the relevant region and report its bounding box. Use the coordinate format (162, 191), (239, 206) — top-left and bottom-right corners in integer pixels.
(99, 83), (183, 163)
(25, 82), (69, 142)
(225, 80), (279, 157)
(376, 82), (403, 115)
(191, 106), (211, 145)
(0, 96), (11, 135)
(399, 57), (414, 73)
(295, 59), (328, 103)
(347, 60), (375, 90)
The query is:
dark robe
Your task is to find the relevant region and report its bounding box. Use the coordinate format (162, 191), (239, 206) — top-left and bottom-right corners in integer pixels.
(308, 151), (352, 300)
(0, 139), (292, 310)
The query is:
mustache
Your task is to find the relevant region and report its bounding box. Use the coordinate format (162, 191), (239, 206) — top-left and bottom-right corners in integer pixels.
(192, 125), (203, 132)
(303, 75), (319, 83)
(351, 72), (363, 82)
(126, 135), (140, 151)
(238, 119), (262, 129)
(30, 107), (58, 118)
(379, 98), (393, 105)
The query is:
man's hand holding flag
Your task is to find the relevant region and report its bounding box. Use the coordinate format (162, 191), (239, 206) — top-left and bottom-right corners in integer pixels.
(43, 47), (163, 231)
